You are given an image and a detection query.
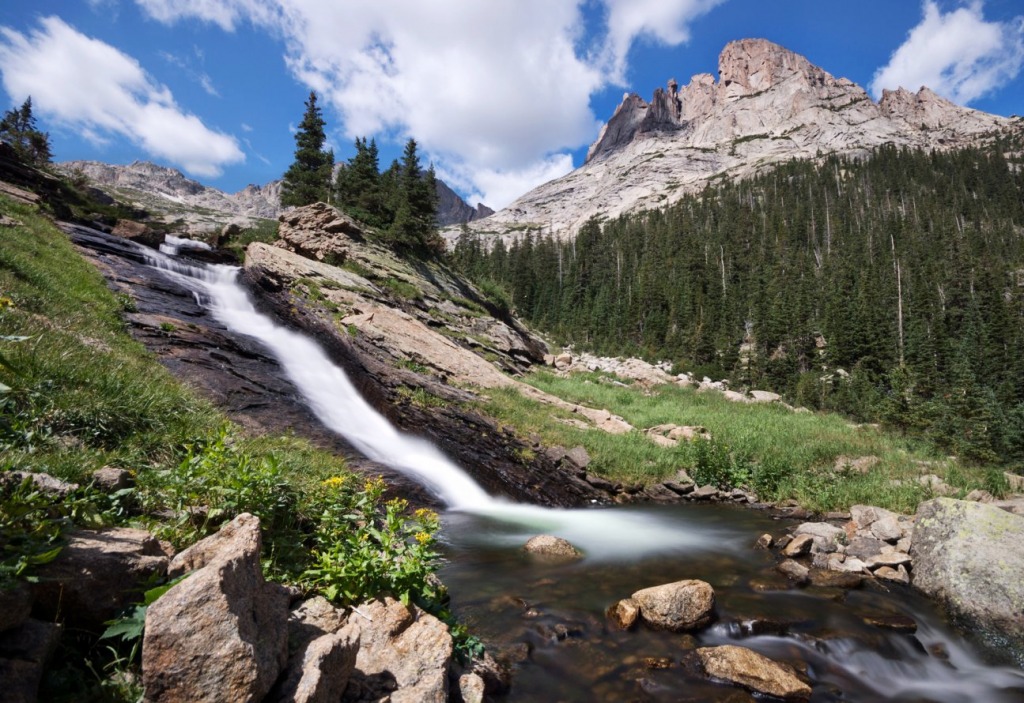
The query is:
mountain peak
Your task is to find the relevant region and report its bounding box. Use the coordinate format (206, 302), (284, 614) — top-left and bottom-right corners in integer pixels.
(463, 38), (1014, 242)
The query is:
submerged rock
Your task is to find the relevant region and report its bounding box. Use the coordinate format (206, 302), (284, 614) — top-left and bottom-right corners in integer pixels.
(523, 535), (583, 561)
(696, 644), (811, 700)
(606, 598), (640, 630)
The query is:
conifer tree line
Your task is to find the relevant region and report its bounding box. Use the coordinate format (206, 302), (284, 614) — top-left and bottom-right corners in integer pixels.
(280, 91), (441, 255)
(452, 142), (1024, 464)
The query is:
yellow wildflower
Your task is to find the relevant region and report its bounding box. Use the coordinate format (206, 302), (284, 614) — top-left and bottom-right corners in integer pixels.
(413, 508), (438, 522)
(0, 296), (12, 311)
(322, 476), (346, 488)
(414, 532), (431, 545)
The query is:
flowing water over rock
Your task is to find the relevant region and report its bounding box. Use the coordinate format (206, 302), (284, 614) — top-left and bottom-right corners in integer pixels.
(73, 230), (1024, 701)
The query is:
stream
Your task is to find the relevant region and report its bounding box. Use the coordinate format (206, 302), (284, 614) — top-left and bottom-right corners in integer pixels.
(134, 236), (1024, 701)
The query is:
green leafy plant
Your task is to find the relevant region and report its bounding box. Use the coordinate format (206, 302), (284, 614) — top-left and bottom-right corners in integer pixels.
(0, 476), (68, 587)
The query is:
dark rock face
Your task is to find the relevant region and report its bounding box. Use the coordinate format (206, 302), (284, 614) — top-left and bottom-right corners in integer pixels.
(435, 180), (493, 227)
(65, 221), (603, 508)
(241, 265), (604, 507)
(62, 222), (438, 505)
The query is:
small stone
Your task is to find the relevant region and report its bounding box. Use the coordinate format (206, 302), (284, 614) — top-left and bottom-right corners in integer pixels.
(696, 645), (811, 700)
(862, 614), (917, 633)
(754, 533), (774, 550)
(606, 598), (639, 630)
(869, 515), (903, 543)
(776, 559), (810, 584)
(808, 569), (862, 589)
(865, 552), (912, 570)
(643, 657), (673, 670)
(874, 565), (911, 584)
(523, 535), (583, 561)
(91, 466), (135, 492)
(782, 534), (814, 557)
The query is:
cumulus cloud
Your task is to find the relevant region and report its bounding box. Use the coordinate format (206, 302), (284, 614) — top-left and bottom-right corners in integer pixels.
(136, 0), (717, 207)
(0, 16), (244, 177)
(871, 1), (1024, 104)
(601, 0), (725, 82)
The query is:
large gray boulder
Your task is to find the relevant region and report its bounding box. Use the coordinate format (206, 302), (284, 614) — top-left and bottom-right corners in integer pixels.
(142, 513), (289, 703)
(345, 597), (453, 703)
(269, 596), (360, 703)
(631, 580), (715, 631)
(911, 498), (1024, 662)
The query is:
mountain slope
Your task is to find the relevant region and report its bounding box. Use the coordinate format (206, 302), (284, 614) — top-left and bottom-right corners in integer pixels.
(458, 38), (1017, 240)
(60, 159), (490, 233)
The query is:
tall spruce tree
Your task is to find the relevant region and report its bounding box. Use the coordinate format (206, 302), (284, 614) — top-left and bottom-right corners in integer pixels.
(387, 139), (439, 253)
(335, 137), (385, 226)
(281, 91), (334, 207)
(0, 97), (52, 166)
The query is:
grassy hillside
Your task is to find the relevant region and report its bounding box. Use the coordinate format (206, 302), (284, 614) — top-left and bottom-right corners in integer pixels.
(480, 370), (1008, 514)
(0, 195), (455, 699)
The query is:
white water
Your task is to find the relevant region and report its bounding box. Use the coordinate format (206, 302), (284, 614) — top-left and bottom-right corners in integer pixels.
(142, 248), (720, 558)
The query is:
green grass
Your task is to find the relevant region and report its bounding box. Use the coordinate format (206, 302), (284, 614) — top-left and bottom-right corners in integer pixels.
(223, 218), (279, 260)
(480, 370), (999, 513)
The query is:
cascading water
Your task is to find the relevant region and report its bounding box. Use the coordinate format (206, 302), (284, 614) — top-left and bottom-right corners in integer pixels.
(141, 246), (719, 557)
(137, 237), (1024, 702)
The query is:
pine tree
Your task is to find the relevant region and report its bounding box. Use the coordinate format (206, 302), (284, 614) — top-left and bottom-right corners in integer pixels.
(387, 139), (439, 253)
(281, 92), (334, 207)
(335, 137), (386, 226)
(0, 97), (52, 166)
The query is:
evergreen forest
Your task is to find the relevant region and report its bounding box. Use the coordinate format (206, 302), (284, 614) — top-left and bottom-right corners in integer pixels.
(452, 143), (1024, 465)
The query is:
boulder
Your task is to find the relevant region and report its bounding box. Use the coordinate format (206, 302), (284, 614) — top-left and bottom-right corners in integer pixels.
(793, 522), (846, 553)
(849, 504), (897, 530)
(754, 533), (774, 550)
(749, 390), (781, 403)
(1, 470), (79, 496)
(32, 527), (169, 631)
(0, 618), (63, 703)
(696, 645), (811, 700)
(911, 498), (1024, 660)
(564, 446), (591, 470)
(112, 219), (162, 248)
(274, 625), (360, 703)
(347, 597), (453, 703)
(142, 514), (289, 703)
(776, 559), (810, 584)
(523, 535), (582, 561)
(276, 202), (361, 263)
(631, 580), (715, 632)
(606, 598), (640, 630)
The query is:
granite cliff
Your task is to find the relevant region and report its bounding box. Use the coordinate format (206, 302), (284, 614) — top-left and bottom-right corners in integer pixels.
(454, 38), (1018, 241)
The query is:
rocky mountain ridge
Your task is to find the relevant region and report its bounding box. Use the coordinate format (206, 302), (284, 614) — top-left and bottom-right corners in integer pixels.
(59, 159), (490, 234)
(453, 38), (1020, 241)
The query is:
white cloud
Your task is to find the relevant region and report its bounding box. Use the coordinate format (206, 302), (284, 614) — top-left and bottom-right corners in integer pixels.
(159, 50), (221, 97)
(871, 1), (1024, 104)
(0, 16), (243, 177)
(601, 0), (725, 82)
(136, 0), (717, 207)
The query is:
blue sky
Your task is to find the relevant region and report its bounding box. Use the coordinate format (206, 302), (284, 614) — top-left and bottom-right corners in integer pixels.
(1, 1), (1022, 209)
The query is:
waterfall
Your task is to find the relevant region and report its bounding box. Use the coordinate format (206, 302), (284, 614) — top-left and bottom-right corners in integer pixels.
(141, 246), (719, 558)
